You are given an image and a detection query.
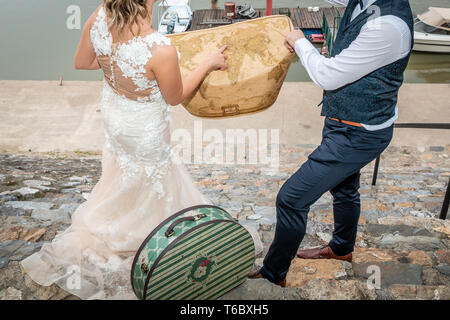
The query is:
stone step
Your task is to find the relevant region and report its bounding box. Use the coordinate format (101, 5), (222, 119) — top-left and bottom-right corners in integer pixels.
(286, 259), (349, 288)
(352, 261), (423, 287)
(221, 278), (379, 300)
(385, 284), (450, 300)
(363, 223), (440, 238)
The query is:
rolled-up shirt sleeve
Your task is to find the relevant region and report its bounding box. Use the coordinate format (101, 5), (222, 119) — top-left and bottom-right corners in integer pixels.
(294, 16), (410, 91)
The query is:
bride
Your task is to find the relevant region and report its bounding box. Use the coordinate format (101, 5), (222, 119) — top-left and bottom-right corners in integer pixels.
(21, 0), (261, 300)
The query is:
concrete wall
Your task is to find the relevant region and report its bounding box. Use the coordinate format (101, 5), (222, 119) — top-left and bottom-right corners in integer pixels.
(0, 81), (449, 153)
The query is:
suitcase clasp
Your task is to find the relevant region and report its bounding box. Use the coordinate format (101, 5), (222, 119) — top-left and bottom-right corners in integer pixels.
(221, 104), (240, 116)
(140, 263), (149, 274)
(194, 213), (207, 221)
(166, 230), (175, 238)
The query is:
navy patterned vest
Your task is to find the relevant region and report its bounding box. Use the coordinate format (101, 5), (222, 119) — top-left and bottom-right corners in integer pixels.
(321, 0), (414, 125)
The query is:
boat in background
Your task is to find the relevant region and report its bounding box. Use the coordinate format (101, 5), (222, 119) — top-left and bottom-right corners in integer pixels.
(303, 29), (325, 44)
(414, 7), (450, 53)
(157, 0), (193, 35)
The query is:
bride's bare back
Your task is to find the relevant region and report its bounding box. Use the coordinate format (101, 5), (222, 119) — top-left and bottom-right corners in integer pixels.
(90, 6), (170, 102)
(74, 4), (227, 106)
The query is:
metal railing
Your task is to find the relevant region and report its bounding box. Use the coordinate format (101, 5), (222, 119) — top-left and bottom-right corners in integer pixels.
(371, 123), (450, 220)
(322, 7), (342, 56)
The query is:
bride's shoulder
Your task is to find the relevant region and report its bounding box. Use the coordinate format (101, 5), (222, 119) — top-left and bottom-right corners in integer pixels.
(149, 40), (178, 61)
(84, 4), (106, 37)
(88, 4), (105, 25)
(144, 32), (180, 59)
(144, 32), (173, 48)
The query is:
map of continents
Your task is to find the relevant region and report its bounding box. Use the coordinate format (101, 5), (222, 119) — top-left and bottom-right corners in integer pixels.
(168, 16), (294, 118)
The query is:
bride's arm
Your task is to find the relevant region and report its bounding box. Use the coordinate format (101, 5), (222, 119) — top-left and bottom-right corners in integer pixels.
(150, 45), (227, 106)
(74, 6), (102, 70)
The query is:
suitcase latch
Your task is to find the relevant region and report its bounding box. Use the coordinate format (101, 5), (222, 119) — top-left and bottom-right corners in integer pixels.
(221, 104), (240, 116)
(141, 263), (148, 274)
(194, 213), (207, 221)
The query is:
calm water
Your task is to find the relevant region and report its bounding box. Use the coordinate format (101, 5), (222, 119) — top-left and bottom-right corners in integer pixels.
(0, 0), (449, 83)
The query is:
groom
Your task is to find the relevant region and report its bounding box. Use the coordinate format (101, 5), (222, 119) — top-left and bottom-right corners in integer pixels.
(249, 0), (414, 286)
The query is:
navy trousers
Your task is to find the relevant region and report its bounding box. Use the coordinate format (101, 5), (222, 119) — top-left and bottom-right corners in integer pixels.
(260, 118), (394, 284)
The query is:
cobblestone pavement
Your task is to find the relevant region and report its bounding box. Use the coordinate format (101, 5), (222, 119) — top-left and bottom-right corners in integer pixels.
(0, 144), (449, 300)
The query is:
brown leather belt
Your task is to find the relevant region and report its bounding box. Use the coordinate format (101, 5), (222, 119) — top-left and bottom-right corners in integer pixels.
(329, 117), (363, 127)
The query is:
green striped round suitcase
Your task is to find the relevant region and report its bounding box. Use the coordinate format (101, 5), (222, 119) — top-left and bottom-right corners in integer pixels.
(131, 205), (255, 300)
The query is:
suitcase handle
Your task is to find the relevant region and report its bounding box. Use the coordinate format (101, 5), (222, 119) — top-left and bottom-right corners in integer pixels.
(165, 214), (207, 237)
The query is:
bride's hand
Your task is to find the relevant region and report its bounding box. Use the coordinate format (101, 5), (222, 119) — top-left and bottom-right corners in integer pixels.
(205, 45), (228, 72)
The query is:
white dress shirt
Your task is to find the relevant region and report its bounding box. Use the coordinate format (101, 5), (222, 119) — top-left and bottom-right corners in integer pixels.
(294, 0), (412, 130)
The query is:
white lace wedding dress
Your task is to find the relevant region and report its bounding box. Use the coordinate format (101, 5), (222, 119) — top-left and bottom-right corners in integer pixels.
(21, 7), (262, 300)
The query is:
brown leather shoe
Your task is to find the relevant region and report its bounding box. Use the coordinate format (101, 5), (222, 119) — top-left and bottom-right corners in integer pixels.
(248, 269), (287, 287)
(297, 246), (353, 262)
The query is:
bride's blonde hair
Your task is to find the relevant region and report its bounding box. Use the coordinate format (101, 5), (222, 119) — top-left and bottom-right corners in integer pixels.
(103, 0), (151, 35)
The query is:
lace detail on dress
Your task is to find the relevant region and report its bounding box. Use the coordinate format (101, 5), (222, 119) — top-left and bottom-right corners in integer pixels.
(90, 6), (178, 103)
(102, 83), (172, 199)
(90, 7), (112, 56)
(112, 34), (172, 93)
(20, 5), (233, 302)
(89, 6), (177, 199)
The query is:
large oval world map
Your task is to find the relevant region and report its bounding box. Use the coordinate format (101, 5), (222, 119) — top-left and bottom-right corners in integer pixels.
(167, 15), (294, 118)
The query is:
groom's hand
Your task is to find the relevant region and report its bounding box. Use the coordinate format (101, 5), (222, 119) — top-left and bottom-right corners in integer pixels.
(285, 30), (306, 53)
